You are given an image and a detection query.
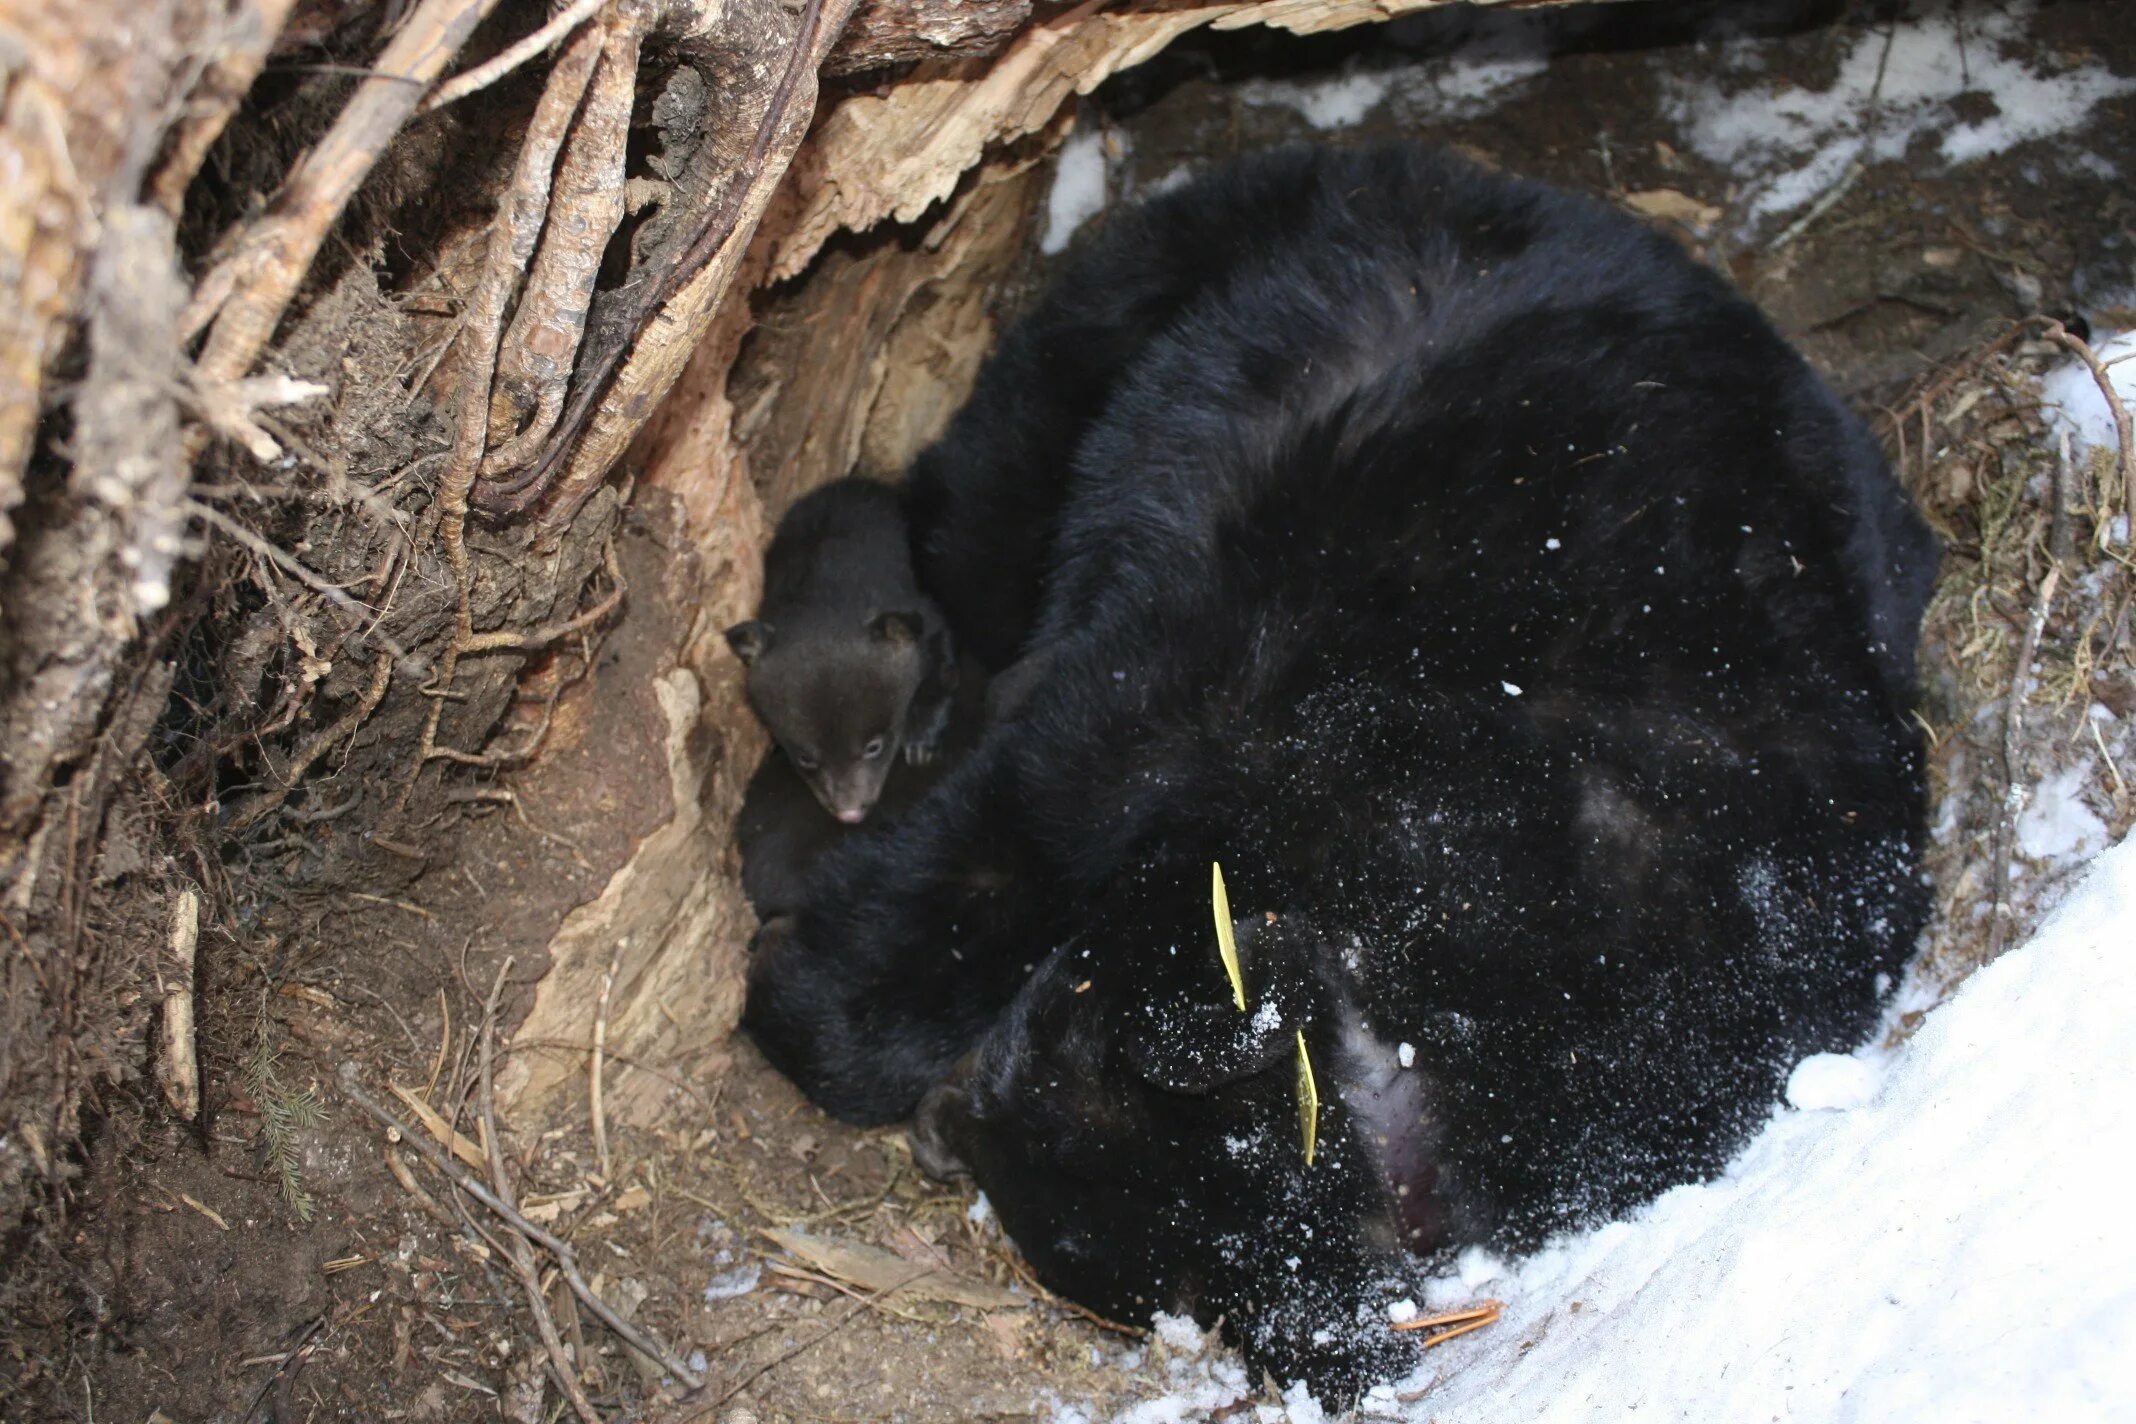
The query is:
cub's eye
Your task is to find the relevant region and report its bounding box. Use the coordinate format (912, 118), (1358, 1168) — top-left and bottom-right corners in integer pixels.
(863, 737), (887, 760)
(791, 750), (819, 771)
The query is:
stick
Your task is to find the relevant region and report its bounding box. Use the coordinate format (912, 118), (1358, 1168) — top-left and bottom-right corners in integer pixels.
(479, 961), (602, 1424)
(1986, 563), (2061, 961)
(592, 940), (622, 1179)
(422, 0), (607, 113)
(158, 888), (202, 1120)
(336, 1062), (707, 1389)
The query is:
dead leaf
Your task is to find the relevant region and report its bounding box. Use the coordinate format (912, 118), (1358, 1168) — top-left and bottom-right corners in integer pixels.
(1621, 188), (1723, 231)
(764, 1228), (1024, 1311)
(613, 1184), (652, 1213)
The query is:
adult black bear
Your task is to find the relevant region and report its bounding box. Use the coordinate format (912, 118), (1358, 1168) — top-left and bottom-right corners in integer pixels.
(744, 146), (1936, 1401)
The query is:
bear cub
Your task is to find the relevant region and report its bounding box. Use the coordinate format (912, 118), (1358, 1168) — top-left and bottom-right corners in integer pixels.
(726, 477), (956, 826)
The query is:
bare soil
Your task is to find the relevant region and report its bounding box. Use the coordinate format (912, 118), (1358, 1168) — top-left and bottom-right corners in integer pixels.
(5, 3), (2130, 1421)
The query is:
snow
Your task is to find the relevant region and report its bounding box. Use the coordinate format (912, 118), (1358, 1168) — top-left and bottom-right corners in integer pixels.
(1043, 127), (1114, 255)
(968, 1190), (996, 1228)
(1070, 831), (2136, 1422)
(1239, 71), (1394, 131)
(1784, 1050), (1881, 1111)
(1238, 22), (1547, 131)
(1665, 1), (2136, 219)
(2040, 329), (2136, 457)
(2016, 760), (2111, 867)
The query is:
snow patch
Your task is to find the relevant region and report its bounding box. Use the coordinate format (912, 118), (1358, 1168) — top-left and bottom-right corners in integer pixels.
(2040, 329), (2136, 457)
(1043, 127), (1115, 255)
(1239, 70), (1393, 131)
(2017, 760), (2111, 867)
(1665, 2), (2136, 219)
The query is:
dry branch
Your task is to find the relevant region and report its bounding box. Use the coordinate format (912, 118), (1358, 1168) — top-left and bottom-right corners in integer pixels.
(479, 958), (602, 1424)
(148, 0), (303, 215)
(423, 0), (607, 113)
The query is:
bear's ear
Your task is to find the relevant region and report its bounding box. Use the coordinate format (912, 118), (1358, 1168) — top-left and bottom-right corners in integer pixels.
(870, 611), (922, 647)
(725, 620), (772, 664)
(1124, 996), (1295, 1095)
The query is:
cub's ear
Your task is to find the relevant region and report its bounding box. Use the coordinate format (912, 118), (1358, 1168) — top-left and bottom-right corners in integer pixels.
(1124, 996), (1295, 1095)
(725, 620), (772, 664)
(869, 611), (923, 646)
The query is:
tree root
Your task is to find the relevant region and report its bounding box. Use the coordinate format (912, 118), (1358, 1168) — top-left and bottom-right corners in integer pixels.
(185, 0), (509, 385)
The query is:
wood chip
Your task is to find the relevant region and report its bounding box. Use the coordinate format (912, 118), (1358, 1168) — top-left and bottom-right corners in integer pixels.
(179, 1192), (230, 1230)
(1620, 188), (1723, 231)
(764, 1228), (1025, 1311)
(388, 1082), (488, 1171)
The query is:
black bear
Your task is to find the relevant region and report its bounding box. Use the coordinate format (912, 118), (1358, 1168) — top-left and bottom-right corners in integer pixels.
(726, 476), (957, 825)
(743, 146), (1936, 1401)
(736, 649), (986, 920)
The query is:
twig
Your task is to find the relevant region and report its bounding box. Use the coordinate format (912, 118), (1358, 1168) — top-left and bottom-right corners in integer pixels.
(1416, 1314), (1500, 1350)
(2037, 319), (2135, 526)
(1986, 563), (2061, 961)
(238, 1316), (325, 1424)
(337, 1063), (706, 1388)
(423, 0), (607, 112)
(1771, 159), (1862, 251)
(185, 500), (409, 662)
(479, 960), (602, 1424)
(592, 940), (622, 1179)
(1390, 1300), (1503, 1334)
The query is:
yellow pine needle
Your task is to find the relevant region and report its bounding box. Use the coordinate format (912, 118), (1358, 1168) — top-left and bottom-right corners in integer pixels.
(1211, 861), (1246, 1012)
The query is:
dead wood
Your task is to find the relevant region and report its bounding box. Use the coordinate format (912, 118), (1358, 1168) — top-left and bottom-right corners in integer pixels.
(825, 0), (1031, 77)
(770, 0), (1582, 282)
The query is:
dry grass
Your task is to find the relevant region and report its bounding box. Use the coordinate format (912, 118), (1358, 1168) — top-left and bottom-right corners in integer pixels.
(1888, 326), (2133, 1016)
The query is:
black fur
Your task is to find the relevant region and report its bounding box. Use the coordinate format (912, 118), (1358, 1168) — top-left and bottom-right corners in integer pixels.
(726, 477), (957, 823)
(747, 147), (1937, 1401)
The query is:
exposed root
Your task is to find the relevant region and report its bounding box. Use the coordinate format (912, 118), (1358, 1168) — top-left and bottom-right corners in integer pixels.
(186, 0), (509, 384)
(479, 9), (646, 486)
(226, 650), (395, 833)
(422, 0), (609, 115)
